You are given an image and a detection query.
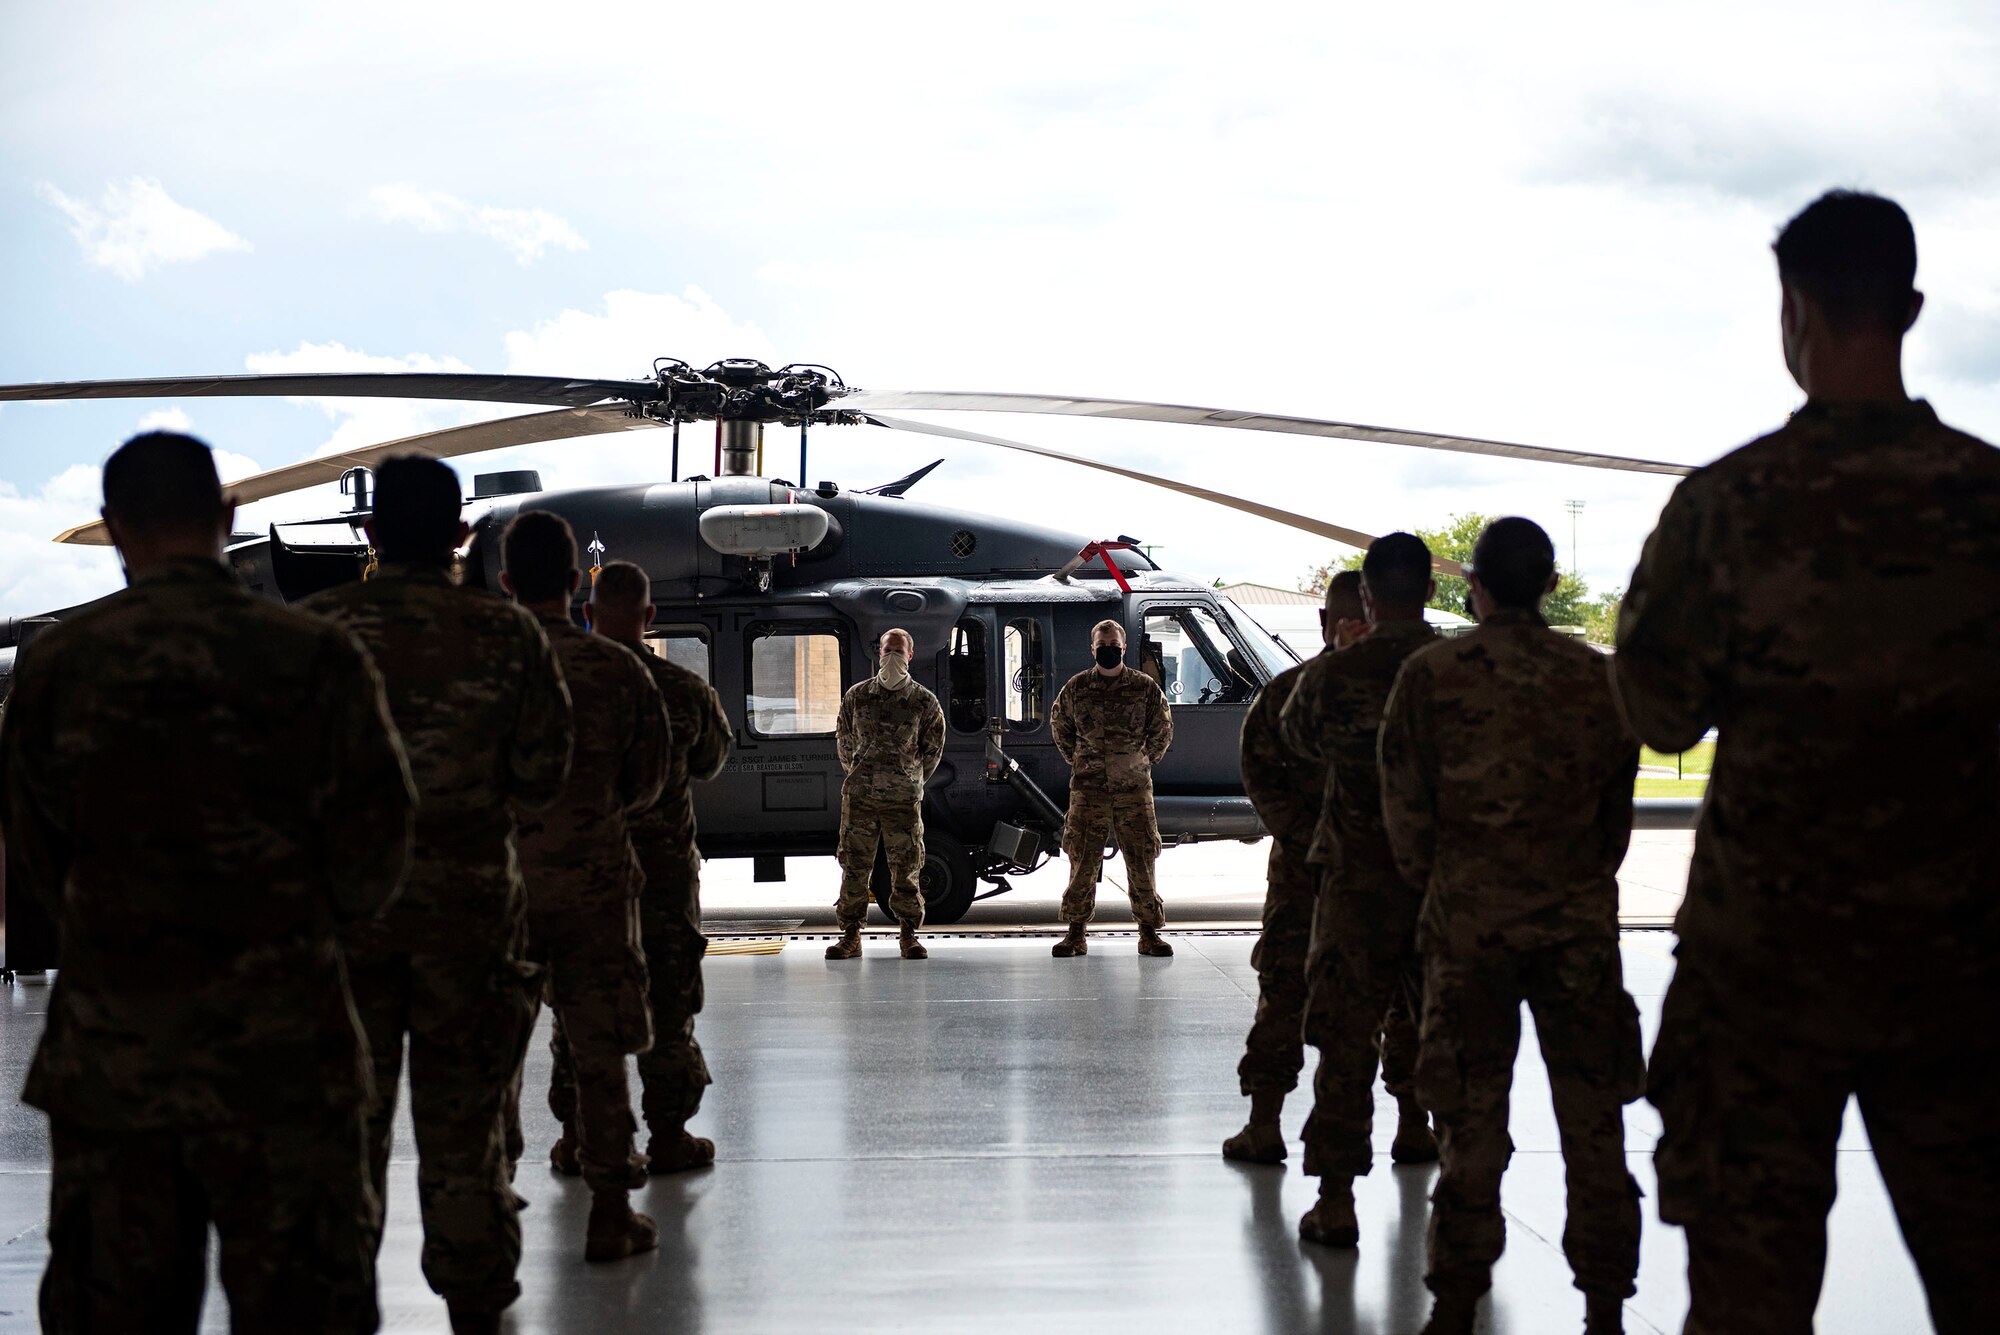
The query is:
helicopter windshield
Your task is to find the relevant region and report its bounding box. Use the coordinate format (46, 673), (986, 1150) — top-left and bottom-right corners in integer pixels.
(1219, 598), (1300, 674)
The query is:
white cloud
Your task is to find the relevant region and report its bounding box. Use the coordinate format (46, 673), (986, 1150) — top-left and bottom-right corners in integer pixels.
(136, 408), (194, 433)
(37, 177), (251, 281)
(0, 466), (121, 615)
(502, 287), (771, 378)
(362, 185), (587, 264)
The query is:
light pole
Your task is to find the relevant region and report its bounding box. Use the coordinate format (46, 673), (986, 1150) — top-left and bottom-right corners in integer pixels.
(1564, 499), (1585, 575)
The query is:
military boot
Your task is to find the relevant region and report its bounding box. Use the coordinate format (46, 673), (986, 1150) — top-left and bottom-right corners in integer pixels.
(1583, 1293), (1625, 1334)
(825, 926), (862, 960)
(447, 1306), (502, 1335)
(549, 1124), (581, 1176)
(1416, 1288), (1480, 1335)
(1137, 925), (1174, 957)
(899, 923), (929, 959)
(1298, 1178), (1359, 1247)
(584, 1193), (660, 1264)
(647, 1124), (717, 1174)
(1222, 1091), (1287, 1163)
(1051, 923), (1088, 957)
(1390, 1093), (1439, 1164)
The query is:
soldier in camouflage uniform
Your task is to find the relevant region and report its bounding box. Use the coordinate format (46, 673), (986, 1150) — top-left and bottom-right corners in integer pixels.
(1049, 618), (1174, 957)
(1617, 191), (2000, 1335)
(1278, 535), (1440, 1246)
(0, 432), (417, 1334)
(1382, 518), (1643, 1335)
(500, 513), (671, 1263)
(1223, 571), (1364, 1164)
(303, 457), (571, 1335)
(827, 627), (947, 960)
(543, 561), (732, 1173)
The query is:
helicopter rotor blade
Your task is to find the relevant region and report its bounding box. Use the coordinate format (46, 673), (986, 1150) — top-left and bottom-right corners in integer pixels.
(54, 406), (663, 545)
(838, 390), (1692, 477)
(860, 412), (1466, 577)
(0, 372), (660, 409)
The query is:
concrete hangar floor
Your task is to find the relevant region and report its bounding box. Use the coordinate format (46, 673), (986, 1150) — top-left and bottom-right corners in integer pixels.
(0, 839), (1934, 1333)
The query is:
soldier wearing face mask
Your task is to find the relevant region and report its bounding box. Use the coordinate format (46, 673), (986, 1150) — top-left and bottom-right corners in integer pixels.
(827, 629), (947, 961)
(1048, 618), (1175, 958)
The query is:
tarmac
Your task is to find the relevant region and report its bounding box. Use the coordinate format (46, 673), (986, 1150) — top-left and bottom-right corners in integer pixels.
(0, 831), (1939, 1332)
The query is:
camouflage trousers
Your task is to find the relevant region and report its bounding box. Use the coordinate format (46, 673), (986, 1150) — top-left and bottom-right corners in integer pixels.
(1300, 878), (1422, 1177)
(551, 924), (712, 1137)
(1060, 785), (1165, 928)
(1237, 842), (1319, 1097)
(40, 1109), (378, 1335)
(345, 945), (541, 1314)
(1417, 934), (1644, 1300)
(520, 906), (654, 1194)
(835, 791), (924, 929)
(1651, 954), (2000, 1335)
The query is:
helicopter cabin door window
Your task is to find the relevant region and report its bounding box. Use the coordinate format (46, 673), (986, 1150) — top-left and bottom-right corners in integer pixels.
(748, 626), (843, 737)
(641, 626), (713, 684)
(1140, 608), (1257, 707)
(1004, 618), (1046, 728)
(946, 619), (987, 734)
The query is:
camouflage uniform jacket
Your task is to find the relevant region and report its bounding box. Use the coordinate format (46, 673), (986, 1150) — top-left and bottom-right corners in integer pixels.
(1239, 658), (1323, 853)
(0, 558), (416, 1128)
(621, 643), (730, 913)
(303, 564), (573, 953)
(1277, 620), (1437, 870)
(1050, 667), (1172, 794)
(1614, 398), (2000, 982)
(516, 617), (671, 924)
(835, 676), (946, 805)
(1381, 607), (1639, 954)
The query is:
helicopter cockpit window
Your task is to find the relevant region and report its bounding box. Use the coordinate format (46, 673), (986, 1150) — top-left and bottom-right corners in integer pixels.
(642, 626), (713, 684)
(747, 626), (844, 737)
(1218, 597), (1300, 675)
(946, 619), (987, 733)
(1142, 608), (1257, 707)
(1004, 619), (1046, 729)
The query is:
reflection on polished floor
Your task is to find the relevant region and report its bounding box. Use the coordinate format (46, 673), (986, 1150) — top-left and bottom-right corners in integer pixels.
(0, 934), (1934, 1334)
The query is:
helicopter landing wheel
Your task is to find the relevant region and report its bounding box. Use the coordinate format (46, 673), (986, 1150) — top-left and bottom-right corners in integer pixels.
(873, 833), (977, 926)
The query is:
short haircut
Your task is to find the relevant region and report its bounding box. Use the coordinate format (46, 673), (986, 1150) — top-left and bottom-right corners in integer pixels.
(1470, 517), (1557, 609)
(591, 559), (650, 609)
(1091, 618), (1126, 643)
(1361, 532), (1432, 607)
(879, 627), (913, 653)
(1323, 569), (1364, 619)
(501, 510), (578, 603)
(101, 432), (224, 534)
(370, 455), (462, 562)
(1773, 190), (1918, 334)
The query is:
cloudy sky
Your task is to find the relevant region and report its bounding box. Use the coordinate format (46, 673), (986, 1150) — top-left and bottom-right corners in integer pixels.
(5, 0), (1998, 619)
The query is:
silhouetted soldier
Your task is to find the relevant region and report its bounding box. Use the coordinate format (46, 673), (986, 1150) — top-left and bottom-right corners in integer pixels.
(502, 512), (670, 1263)
(827, 628), (946, 960)
(1617, 190), (2000, 1335)
(545, 560), (731, 1172)
(1382, 518), (1643, 1335)
(1049, 618), (1174, 957)
(1224, 571), (1366, 1163)
(1, 432), (415, 1333)
(1280, 535), (1441, 1245)
(304, 456), (571, 1335)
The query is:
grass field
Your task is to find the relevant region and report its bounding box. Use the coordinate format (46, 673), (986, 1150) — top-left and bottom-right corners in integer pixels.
(1641, 740), (1714, 777)
(1635, 777), (1707, 799)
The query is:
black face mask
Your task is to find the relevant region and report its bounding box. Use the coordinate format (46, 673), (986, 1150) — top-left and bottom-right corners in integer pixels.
(1095, 644), (1124, 669)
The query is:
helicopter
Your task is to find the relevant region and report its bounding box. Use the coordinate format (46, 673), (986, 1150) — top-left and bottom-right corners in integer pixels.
(0, 358), (1695, 954)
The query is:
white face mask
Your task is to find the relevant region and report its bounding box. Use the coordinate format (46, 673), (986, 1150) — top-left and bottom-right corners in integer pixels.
(878, 650), (911, 687)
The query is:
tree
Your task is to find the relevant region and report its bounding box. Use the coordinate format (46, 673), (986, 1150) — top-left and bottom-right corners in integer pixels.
(1298, 512), (1600, 628)
(1581, 588), (1623, 646)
